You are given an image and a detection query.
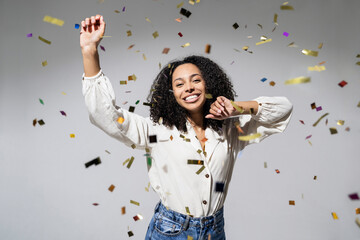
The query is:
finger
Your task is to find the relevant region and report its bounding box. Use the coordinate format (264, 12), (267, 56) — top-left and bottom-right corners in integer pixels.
(81, 20), (86, 33)
(85, 18), (90, 32)
(210, 105), (221, 115)
(209, 108), (221, 116)
(99, 15), (106, 35)
(91, 16), (96, 32)
(217, 96), (225, 107)
(214, 101), (224, 111)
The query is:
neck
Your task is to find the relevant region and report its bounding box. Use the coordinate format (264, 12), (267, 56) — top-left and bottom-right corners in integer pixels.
(187, 110), (204, 130)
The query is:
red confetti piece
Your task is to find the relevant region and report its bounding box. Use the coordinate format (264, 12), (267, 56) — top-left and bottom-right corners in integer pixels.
(93, 203), (99, 206)
(60, 111), (66, 116)
(338, 80), (347, 87)
(178, 32), (183, 37)
(305, 135), (312, 140)
(299, 120), (305, 124)
(100, 45), (105, 51)
(275, 169), (280, 174)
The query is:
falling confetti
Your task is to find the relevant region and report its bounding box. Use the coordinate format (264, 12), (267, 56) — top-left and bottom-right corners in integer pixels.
(85, 157), (101, 168)
(41, 60), (47, 67)
(152, 31), (159, 39)
(108, 184), (115, 192)
(329, 127), (338, 135)
(27, 33), (32, 37)
(130, 200), (140, 206)
(338, 80), (347, 87)
(256, 39), (272, 45)
(205, 44), (211, 54)
(43, 15), (64, 26)
(283, 32), (289, 37)
(178, 32), (183, 37)
(74, 23), (80, 29)
(313, 113), (329, 127)
(284, 76), (310, 85)
(348, 193), (359, 200)
(289, 200), (295, 205)
(261, 78), (267, 82)
(233, 23), (239, 29)
(70, 134), (75, 138)
(331, 212), (339, 220)
(302, 49), (318, 57)
(181, 42), (191, 48)
(238, 133), (261, 141)
(38, 36), (51, 45)
(180, 8), (192, 18)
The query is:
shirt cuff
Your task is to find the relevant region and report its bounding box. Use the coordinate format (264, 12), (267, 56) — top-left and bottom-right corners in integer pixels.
(82, 69), (103, 81)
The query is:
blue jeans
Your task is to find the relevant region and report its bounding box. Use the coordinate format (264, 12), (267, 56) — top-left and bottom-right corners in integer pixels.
(145, 202), (226, 240)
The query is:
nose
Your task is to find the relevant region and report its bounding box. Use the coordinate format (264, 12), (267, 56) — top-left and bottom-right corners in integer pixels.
(184, 81), (195, 92)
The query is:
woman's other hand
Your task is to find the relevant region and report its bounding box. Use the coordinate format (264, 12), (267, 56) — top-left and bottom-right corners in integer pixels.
(80, 15), (106, 53)
(205, 96), (235, 120)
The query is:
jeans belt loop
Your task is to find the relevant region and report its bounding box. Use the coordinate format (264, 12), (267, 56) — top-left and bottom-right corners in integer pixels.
(183, 214), (190, 230)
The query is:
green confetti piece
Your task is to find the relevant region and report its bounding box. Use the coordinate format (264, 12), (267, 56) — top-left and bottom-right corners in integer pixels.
(39, 98), (44, 105)
(135, 100), (140, 105)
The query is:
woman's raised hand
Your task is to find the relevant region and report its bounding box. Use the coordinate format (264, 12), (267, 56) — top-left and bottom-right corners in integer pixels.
(80, 15), (106, 52)
(205, 96), (236, 120)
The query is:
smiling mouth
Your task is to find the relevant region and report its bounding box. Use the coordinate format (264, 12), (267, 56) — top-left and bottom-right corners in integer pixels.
(183, 94), (200, 103)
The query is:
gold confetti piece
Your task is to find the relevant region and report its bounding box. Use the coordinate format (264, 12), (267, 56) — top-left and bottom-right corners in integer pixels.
(108, 184), (115, 192)
(256, 39), (272, 45)
(181, 42), (190, 48)
(356, 208), (360, 214)
(356, 62), (360, 66)
(318, 42), (323, 49)
(337, 120), (344, 126)
(185, 206), (191, 215)
(126, 156), (135, 168)
(264, 162), (267, 168)
(131, 144), (136, 149)
(274, 13), (278, 25)
(238, 133), (261, 141)
(70, 134), (75, 138)
(280, 5), (294, 10)
(313, 113), (329, 127)
(289, 200), (295, 205)
(38, 36), (51, 45)
(128, 74), (137, 81)
(128, 44), (135, 50)
(43, 15), (64, 26)
(284, 76), (310, 85)
(242, 46), (249, 51)
(114, 10), (120, 13)
(130, 200), (140, 206)
(120, 80), (127, 85)
(230, 101), (244, 113)
(260, 35), (268, 41)
(189, 0), (195, 5)
(269, 81), (276, 86)
(177, 1), (184, 8)
(188, 160), (204, 165)
(162, 48), (170, 54)
(331, 212), (338, 220)
(117, 117), (125, 124)
(42, 60), (47, 67)
(356, 218), (360, 228)
(187, 236), (194, 240)
(287, 42), (298, 47)
(33, 119), (37, 126)
(126, 30), (132, 37)
(121, 206), (126, 215)
(152, 31), (159, 39)
(205, 44), (211, 54)
(308, 65), (326, 72)
(145, 17), (151, 23)
(257, 24), (263, 29)
(329, 127), (338, 135)
(205, 93), (212, 99)
(143, 54), (147, 60)
(170, 135), (173, 141)
(302, 49), (318, 57)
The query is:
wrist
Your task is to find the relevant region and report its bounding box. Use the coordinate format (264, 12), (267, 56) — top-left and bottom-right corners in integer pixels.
(81, 45), (98, 56)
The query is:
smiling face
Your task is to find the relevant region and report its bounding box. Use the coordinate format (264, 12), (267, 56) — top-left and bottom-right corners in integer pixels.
(172, 63), (206, 114)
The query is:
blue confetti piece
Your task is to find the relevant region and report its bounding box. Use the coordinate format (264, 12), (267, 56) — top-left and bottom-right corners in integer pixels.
(260, 78), (267, 82)
(75, 23), (80, 29)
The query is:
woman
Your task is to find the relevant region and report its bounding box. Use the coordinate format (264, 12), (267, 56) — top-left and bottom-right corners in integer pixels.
(81, 15), (292, 240)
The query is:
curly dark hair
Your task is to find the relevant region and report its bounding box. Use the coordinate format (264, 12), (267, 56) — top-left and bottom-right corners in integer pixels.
(147, 55), (236, 133)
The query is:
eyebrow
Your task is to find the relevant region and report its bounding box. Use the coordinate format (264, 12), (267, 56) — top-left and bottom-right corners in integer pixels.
(173, 73), (201, 82)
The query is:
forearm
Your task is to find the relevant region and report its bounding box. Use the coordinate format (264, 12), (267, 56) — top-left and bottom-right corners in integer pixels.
(232, 101), (259, 116)
(82, 46), (101, 77)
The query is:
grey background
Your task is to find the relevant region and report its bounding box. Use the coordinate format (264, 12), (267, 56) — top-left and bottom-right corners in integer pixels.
(1, 0), (360, 239)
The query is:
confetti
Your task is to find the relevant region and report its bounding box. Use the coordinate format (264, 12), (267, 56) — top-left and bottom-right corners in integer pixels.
(127, 231), (134, 237)
(337, 120), (344, 126)
(85, 157), (101, 168)
(215, 182), (225, 192)
(233, 23), (239, 29)
(188, 236), (194, 240)
(188, 160), (204, 165)
(269, 81), (276, 86)
(283, 32), (289, 37)
(143, 54), (147, 60)
(135, 100), (140, 105)
(312, 113), (329, 127)
(70, 134), (75, 138)
(314, 176), (317, 180)
(189, 0), (195, 5)
(287, 42), (298, 47)
(348, 193), (359, 200)
(329, 127), (338, 135)
(178, 32), (183, 37)
(273, 14), (278, 25)
(39, 98), (44, 105)
(105, 150), (111, 154)
(357, 62), (360, 66)
(205, 93), (213, 99)
(133, 214), (143, 221)
(145, 17), (151, 23)
(284, 76), (310, 85)
(196, 166), (205, 175)
(205, 44), (211, 54)
(33, 119), (37, 126)
(108, 184), (115, 192)
(152, 31), (159, 39)
(122, 6), (125, 12)
(121, 206), (126, 215)
(175, 18), (182, 22)
(149, 135), (157, 143)
(180, 8), (192, 18)
(38, 36), (51, 45)
(311, 102), (317, 109)
(114, 10), (120, 13)
(126, 30), (132, 37)
(41, 60), (47, 67)
(338, 80), (347, 87)
(185, 206), (191, 215)
(318, 42), (323, 49)
(302, 49), (318, 57)
(299, 120), (305, 124)
(126, 157), (135, 168)
(331, 212), (338, 220)
(238, 133), (261, 141)
(289, 200), (295, 205)
(280, 3), (294, 10)
(264, 162), (267, 168)
(92, 203), (99, 206)
(308, 65), (326, 72)
(129, 200), (140, 207)
(27, 33), (32, 37)
(43, 15), (64, 26)
(120, 80), (127, 85)
(181, 42), (191, 48)
(316, 106), (322, 111)
(131, 144), (136, 149)
(275, 169), (280, 174)
(177, 1), (184, 8)
(356, 218), (360, 228)
(257, 24), (263, 29)
(305, 135), (312, 140)
(38, 119), (45, 125)
(128, 74), (137, 81)
(230, 101), (244, 113)
(129, 106), (135, 112)
(74, 24), (80, 29)
(356, 208), (360, 214)
(162, 48), (170, 54)
(358, 101), (360, 107)
(256, 39), (272, 45)
(128, 44), (135, 50)
(261, 78), (267, 82)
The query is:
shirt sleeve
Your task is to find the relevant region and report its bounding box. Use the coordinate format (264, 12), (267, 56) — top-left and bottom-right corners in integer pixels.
(235, 96), (293, 149)
(82, 70), (154, 150)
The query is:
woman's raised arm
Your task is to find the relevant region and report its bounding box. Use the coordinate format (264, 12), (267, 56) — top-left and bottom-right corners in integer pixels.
(80, 15), (105, 77)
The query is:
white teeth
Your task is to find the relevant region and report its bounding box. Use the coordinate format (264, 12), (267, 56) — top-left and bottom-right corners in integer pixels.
(185, 95), (198, 101)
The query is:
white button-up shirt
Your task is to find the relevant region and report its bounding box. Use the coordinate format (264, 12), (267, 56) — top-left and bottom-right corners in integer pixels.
(82, 70), (293, 217)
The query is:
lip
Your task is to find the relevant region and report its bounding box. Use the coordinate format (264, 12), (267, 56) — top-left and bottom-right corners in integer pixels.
(183, 93), (201, 103)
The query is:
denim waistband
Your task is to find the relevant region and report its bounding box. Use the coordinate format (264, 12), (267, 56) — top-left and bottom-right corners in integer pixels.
(154, 201), (224, 229)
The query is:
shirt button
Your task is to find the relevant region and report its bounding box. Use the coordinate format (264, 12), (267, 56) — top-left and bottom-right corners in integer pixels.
(202, 200), (207, 205)
(205, 174), (209, 178)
